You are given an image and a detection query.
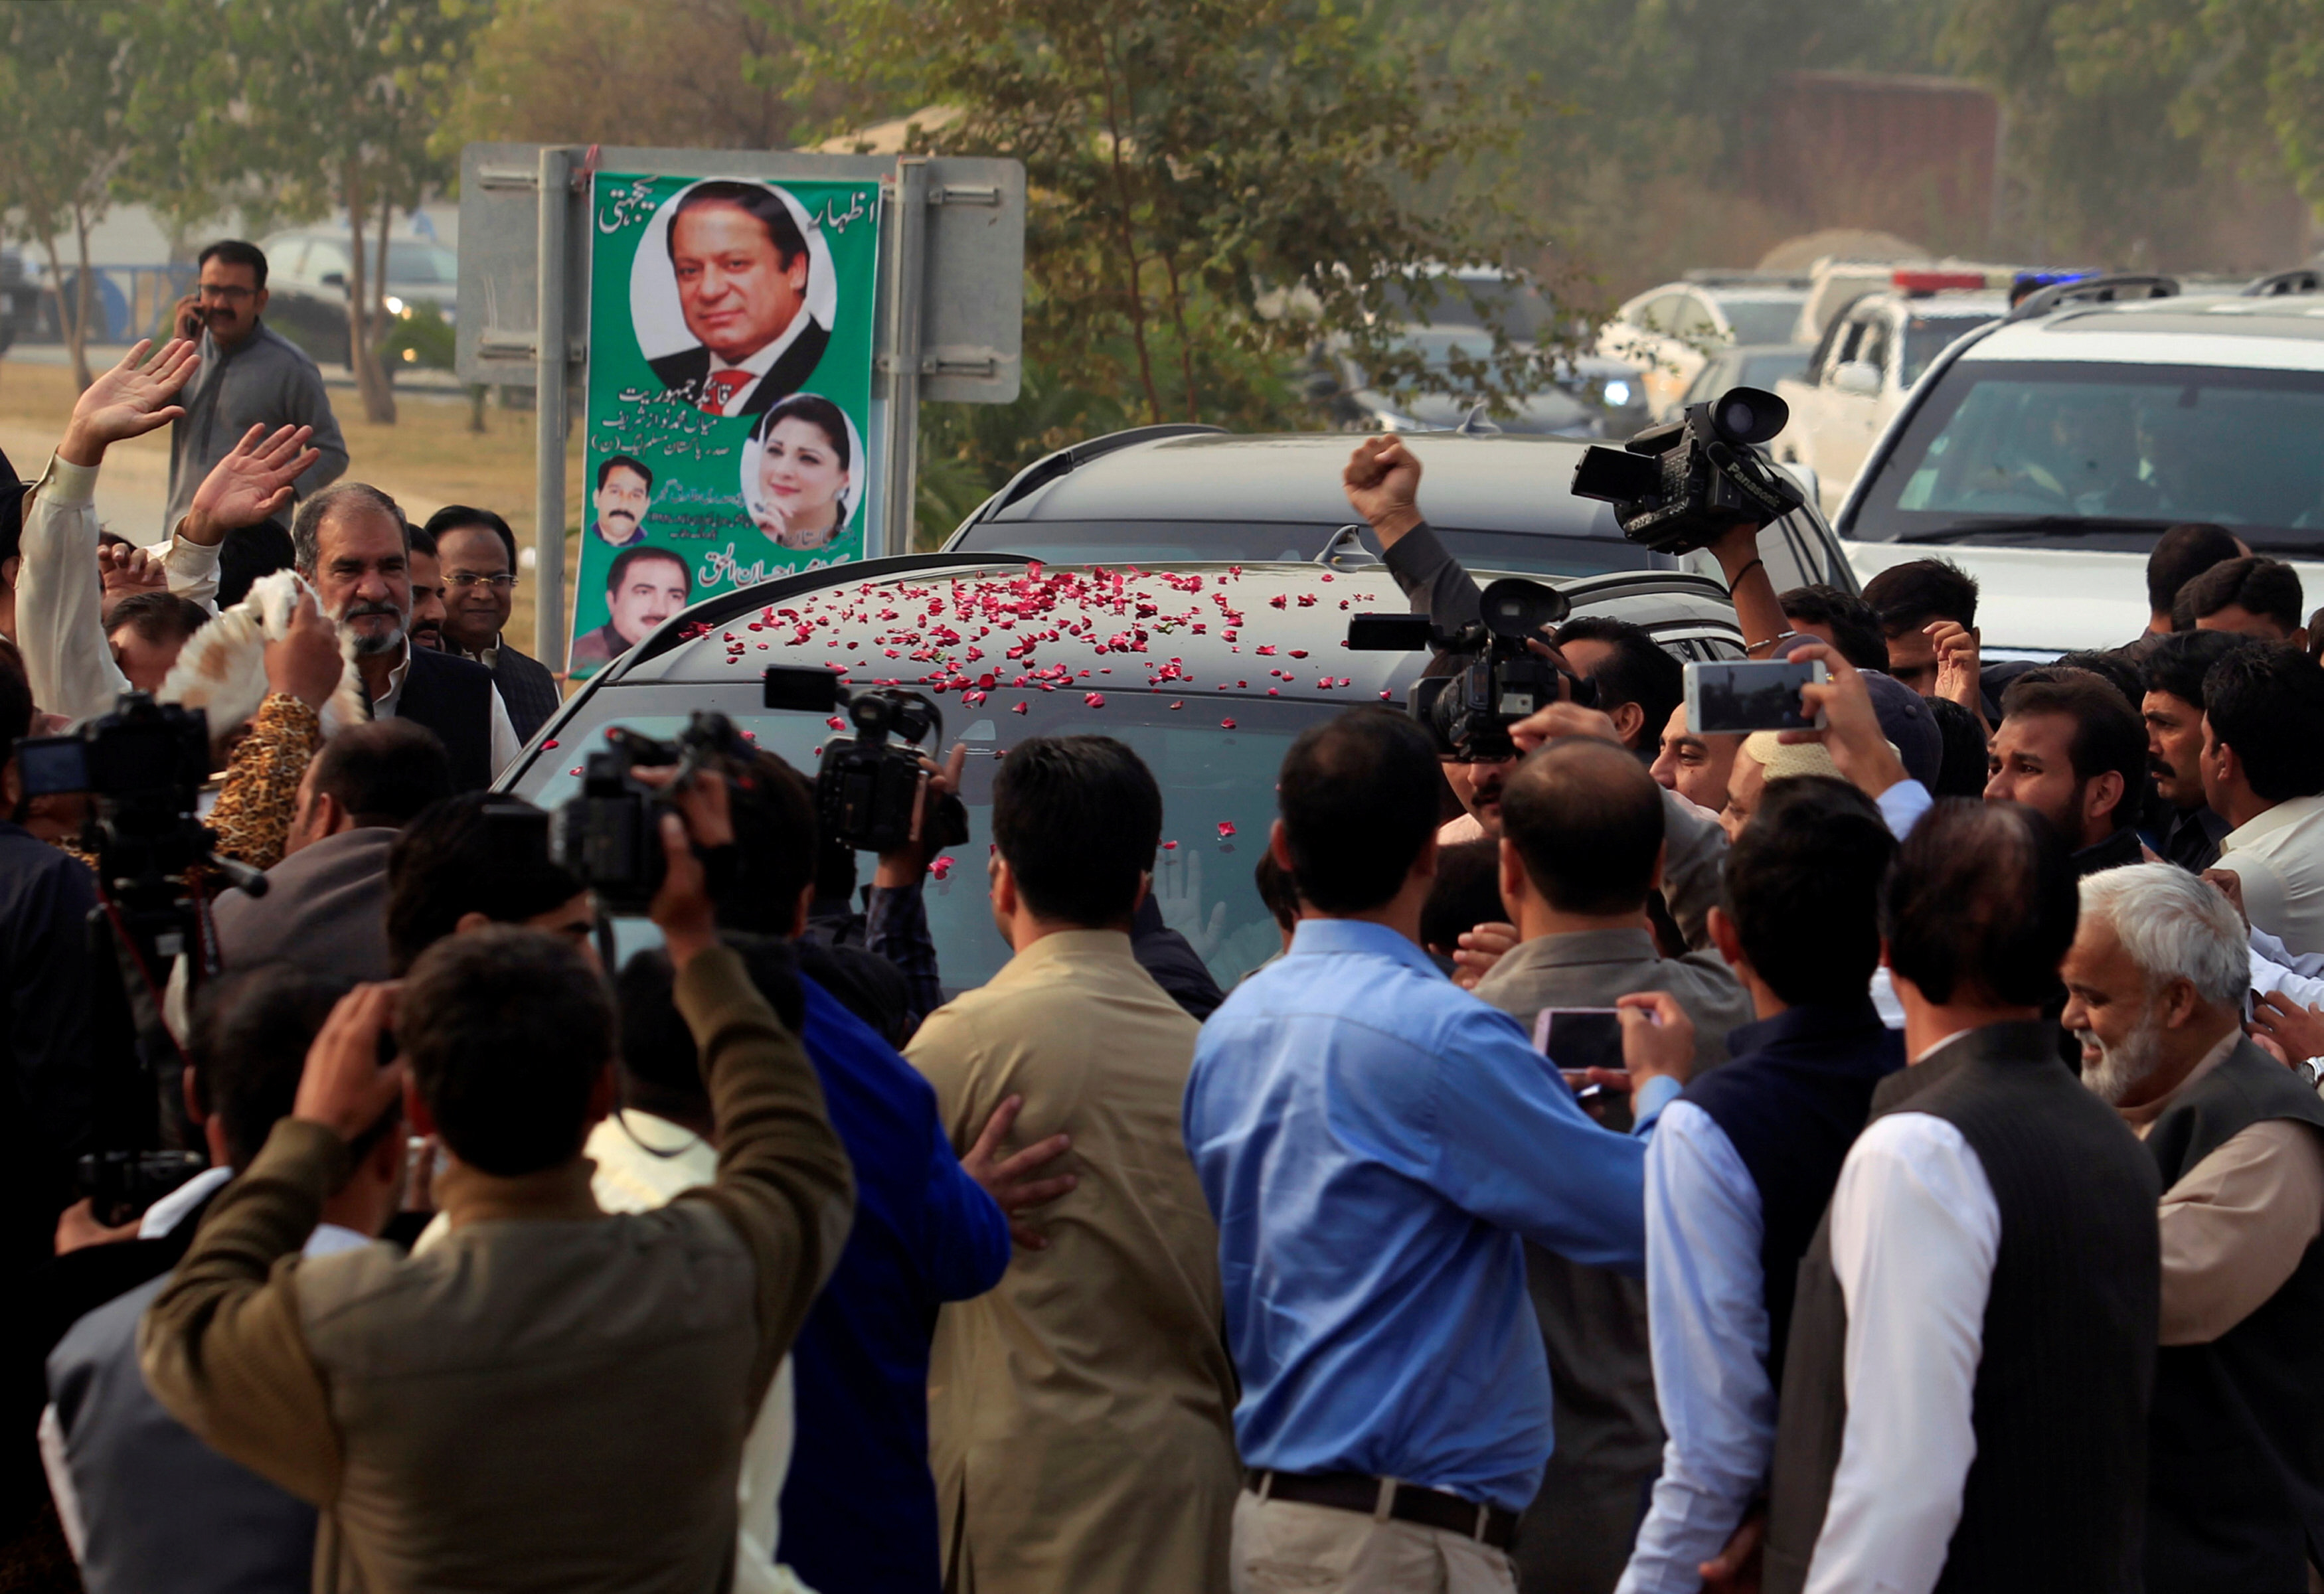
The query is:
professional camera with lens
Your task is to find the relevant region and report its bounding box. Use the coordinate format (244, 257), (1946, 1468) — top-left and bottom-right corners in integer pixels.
(1569, 386), (1803, 555)
(764, 667), (971, 855)
(553, 712), (751, 916)
(1347, 578), (1598, 763)
(12, 692), (270, 1222)
(17, 693), (217, 900)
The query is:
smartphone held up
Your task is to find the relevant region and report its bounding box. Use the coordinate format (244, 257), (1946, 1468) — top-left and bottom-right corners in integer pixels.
(1684, 659), (1827, 736)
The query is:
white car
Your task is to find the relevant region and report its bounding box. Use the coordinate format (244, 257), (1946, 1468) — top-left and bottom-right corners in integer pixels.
(1596, 276), (1811, 421)
(1834, 275), (2324, 655)
(1776, 287), (2007, 516)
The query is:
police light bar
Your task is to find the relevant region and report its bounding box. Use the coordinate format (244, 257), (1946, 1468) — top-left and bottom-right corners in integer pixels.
(1892, 270), (1988, 295)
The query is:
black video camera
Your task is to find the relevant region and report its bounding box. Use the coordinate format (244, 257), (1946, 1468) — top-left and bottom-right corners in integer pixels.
(1570, 386), (1803, 554)
(17, 694), (218, 906)
(764, 667), (970, 855)
(1347, 578), (1597, 762)
(553, 712), (751, 916)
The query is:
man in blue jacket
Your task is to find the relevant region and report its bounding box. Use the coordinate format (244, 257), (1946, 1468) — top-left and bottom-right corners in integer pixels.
(707, 748), (1068, 1593)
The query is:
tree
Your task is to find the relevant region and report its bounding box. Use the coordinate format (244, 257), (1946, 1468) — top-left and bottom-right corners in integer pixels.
(0, 3), (132, 390)
(799, 0), (1554, 521)
(438, 0), (838, 153)
(117, 0), (486, 424)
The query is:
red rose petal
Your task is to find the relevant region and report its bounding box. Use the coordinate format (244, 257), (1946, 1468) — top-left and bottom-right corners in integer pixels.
(1162, 840), (1179, 850)
(1012, 702), (1030, 714)
(1220, 718), (1236, 729)
(930, 857), (954, 881)
(1085, 692), (1106, 706)
(1216, 821), (1237, 838)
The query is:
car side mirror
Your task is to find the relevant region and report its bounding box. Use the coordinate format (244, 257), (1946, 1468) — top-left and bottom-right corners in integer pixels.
(320, 272), (346, 289)
(1831, 360), (1881, 397)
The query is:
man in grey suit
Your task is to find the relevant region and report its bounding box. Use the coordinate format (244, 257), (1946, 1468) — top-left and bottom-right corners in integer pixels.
(1471, 735), (1754, 1594)
(212, 719), (453, 983)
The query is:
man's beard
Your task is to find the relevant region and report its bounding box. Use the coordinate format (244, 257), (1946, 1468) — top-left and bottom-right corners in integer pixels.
(343, 601), (407, 657)
(2081, 1007), (2165, 1105)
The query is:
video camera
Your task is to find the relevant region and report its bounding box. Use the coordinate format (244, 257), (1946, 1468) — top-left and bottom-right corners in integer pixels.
(553, 711), (753, 916)
(1347, 578), (1598, 762)
(764, 667), (970, 856)
(13, 693), (268, 1222)
(1570, 386), (1803, 554)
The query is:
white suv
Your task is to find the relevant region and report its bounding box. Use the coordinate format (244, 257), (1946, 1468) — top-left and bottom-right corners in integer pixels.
(1776, 286), (2005, 516)
(1596, 276), (1811, 421)
(1835, 275), (2324, 654)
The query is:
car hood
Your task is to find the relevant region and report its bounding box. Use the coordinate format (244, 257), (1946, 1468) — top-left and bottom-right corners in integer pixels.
(1845, 538), (2324, 653)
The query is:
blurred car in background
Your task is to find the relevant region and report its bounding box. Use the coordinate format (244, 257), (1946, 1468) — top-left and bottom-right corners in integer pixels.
(1776, 276), (2007, 513)
(1312, 264), (1653, 439)
(1319, 324), (1653, 439)
(1596, 272), (1813, 419)
(1835, 272), (2324, 653)
(1679, 343), (1813, 410)
(256, 229), (459, 366)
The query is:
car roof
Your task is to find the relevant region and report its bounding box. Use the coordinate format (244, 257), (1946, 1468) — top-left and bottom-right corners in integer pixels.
(542, 552), (1732, 710)
(1959, 292), (2324, 369)
(981, 430), (1628, 537)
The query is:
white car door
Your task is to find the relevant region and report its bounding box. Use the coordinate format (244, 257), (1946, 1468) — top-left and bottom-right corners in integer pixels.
(1813, 311), (1887, 502)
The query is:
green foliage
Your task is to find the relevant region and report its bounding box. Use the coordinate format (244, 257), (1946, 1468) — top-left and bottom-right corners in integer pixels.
(113, 0), (486, 421)
(380, 301), (458, 371)
(794, 0), (1562, 479)
(0, 2), (133, 386)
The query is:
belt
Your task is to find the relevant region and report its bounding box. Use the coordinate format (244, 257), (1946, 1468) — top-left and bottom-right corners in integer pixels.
(1244, 1468), (1519, 1552)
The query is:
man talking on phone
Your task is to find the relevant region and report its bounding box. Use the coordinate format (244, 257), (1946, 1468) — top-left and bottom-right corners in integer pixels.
(164, 240), (349, 540)
(1469, 735), (1753, 1594)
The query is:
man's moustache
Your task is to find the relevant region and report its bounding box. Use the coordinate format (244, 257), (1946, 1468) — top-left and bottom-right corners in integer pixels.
(342, 602), (403, 622)
(608, 510), (636, 524)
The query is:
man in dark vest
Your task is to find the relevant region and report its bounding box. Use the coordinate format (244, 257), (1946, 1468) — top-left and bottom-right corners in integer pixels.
(290, 482), (517, 791)
(1614, 776), (1901, 1594)
(424, 505), (561, 745)
(1762, 799), (2159, 1594)
(2063, 861), (2324, 1593)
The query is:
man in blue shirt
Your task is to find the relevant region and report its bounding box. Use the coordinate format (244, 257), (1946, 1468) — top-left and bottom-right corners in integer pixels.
(1613, 777), (1903, 1594)
(1185, 707), (1681, 1594)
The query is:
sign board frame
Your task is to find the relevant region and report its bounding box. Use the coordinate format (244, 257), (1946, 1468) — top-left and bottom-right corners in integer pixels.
(455, 142), (1025, 668)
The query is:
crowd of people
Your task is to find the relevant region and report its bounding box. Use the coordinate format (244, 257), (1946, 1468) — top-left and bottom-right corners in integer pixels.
(3, 248), (2324, 1594)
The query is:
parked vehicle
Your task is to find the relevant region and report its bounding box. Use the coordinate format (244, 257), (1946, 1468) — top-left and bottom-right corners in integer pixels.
(255, 229), (458, 366)
(1835, 272), (2324, 654)
(1595, 273), (1813, 420)
(503, 551), (1740, 996)
(1679, 343), (1813, 410)
(1776, 281), (2007, 514)
(937, 426), (1857, 597)
(1321, 325), (1653, 440)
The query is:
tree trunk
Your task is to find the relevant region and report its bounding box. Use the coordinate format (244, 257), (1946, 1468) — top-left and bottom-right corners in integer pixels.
(42, 228), (94, 392)
(344, 163), (396, 425)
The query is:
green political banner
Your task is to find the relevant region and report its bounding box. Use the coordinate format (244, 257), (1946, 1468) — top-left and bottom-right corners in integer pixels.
(571, 171), (882, 677)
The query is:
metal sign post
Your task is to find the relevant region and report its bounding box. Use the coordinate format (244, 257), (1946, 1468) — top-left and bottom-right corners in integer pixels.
(456, 143), (1025, 667)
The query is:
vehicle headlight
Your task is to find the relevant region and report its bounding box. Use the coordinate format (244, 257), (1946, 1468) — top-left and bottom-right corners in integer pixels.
(1603, 379), (1632, 408)
(383, 295), (406, 315)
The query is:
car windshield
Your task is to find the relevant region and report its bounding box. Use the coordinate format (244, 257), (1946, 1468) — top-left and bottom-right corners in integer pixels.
(507, 688), (1327, 995)
(949, 518), (1661, 575)
(1738, 349), (1809, 389)
(1853, 359), (2324, 550)
(1380, 276), (1556, 341)
(385, 242), (458, 283)
(1900, 313), (1997, 384)
(1714, 298), (1805, 345)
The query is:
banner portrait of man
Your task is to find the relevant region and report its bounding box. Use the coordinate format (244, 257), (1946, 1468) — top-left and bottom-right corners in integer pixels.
(630, 180), (839, 418)
(568, 545), (695, 671)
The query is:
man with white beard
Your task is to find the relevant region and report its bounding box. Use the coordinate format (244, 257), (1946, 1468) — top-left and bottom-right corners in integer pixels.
(2061, 863), (2324, 1594)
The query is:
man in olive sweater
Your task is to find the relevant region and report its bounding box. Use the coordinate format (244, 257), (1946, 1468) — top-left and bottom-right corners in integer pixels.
(139, 783), (855, 1593)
